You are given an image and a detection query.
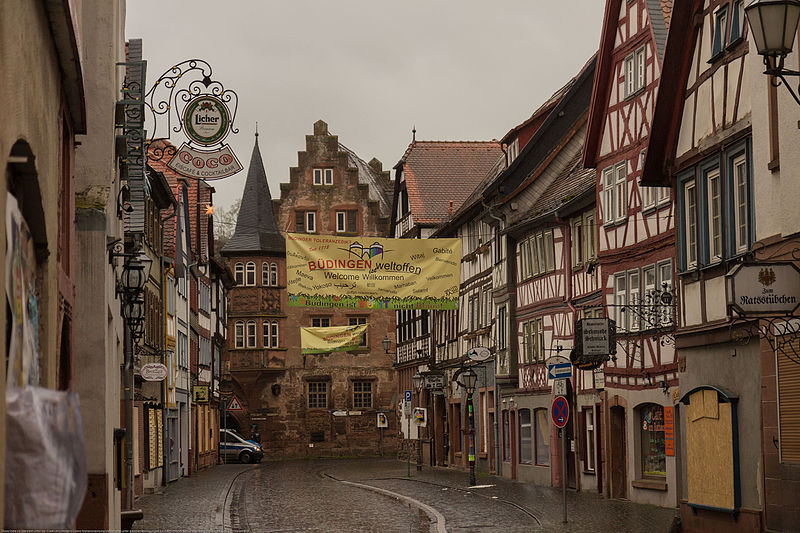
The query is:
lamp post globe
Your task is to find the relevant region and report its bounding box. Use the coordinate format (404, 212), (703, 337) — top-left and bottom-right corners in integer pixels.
(746, 0), (800, 59)
(462, 368), (478, 392)
(382, 335), (392, 354)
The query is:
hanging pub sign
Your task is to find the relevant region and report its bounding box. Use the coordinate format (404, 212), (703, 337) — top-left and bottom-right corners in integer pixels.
(571, 318), (616, 370)
(144, 59), (243, 180)
(726, 262), (800, 316)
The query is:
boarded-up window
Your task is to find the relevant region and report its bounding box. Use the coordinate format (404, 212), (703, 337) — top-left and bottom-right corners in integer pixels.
(778, 336), (800, 462)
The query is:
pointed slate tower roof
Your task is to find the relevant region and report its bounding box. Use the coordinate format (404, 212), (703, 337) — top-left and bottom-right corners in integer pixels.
(221, 135), (285, 255)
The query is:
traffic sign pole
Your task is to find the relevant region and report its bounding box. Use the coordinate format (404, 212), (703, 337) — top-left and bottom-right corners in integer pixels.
(562, 428), (567, 523)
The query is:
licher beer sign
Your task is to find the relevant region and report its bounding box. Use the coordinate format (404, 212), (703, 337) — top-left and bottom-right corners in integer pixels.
(286, 233), (460, 310)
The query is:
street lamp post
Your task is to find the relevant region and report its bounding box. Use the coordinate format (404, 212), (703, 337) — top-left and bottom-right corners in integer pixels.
(116, 251), (152, 510)
(746, 0), (800, 105)
(461, 368), (478, 487)
(412, 372), (424, 472)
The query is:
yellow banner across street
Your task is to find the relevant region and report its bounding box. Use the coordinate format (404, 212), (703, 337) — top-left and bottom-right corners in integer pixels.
(300, 325), (368, 354)
(286, 233), (460, 310)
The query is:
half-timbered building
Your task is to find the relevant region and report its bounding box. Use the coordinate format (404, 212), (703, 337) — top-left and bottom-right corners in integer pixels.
(641, 1), (759, 531)
(390, 139), (503, 468)
(582, 0), (678, 507)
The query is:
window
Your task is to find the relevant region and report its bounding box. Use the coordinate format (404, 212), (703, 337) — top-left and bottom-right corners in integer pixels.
(348, 316), (367, 347)
(683, 179), (698, 269)
(235, 321), (244, 348)
(706, 168), (723, 263)
(712, 6), (729, 58)
(166, 276), (175, 315)
(270, 321), (279, 348)
(519, 409), (532, 464)
(270, 263), (278, 286)
(729, 0), (744, 43)
(494, 225), (503, 264)
(572, 210), (598, 268)
(603, 162), (627, 225)
(522, 317), (544, 364)
(502, 410), (511, 461)
(507, 138), (519, 165)
(778, 335), (800, 462)
(732, 155), (748, 254)
(313, 168), (333, 185)
(312, 317), (330, 328)
(534, 408), (550, 466)
(628, 270), (640, 331)
(571, 216), (584, 267)
(308, 381), (328, 409)
(353, 381), (372, 408)
(262, 262), (269, 286)
(614, 273), (627, 331)
(246, 321), (256, 347)
(296, 211), (317, 233)
(678, 143), (751, 271)
(615, 161), (627, 222)
(639, 404), (666, 478)
(583, 408), (596, 472)
(624, 45), (647, 96)
(519, 229), (555, 280)
(497, 305), (507, 351)
(336, 210), (357, 233)
(234, 263), (244, 285)
(584, 211), (597, 262)
(245, 262), (256, 286)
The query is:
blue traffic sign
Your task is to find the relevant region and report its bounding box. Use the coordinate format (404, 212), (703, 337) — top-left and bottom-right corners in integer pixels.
(404, 390), (412, 403)
(548, 362), (572, 380)
(552, 396), (569, 428)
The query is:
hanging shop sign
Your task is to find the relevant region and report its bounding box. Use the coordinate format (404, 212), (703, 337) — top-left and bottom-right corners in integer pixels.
(466, 346), (492, 362)
(167, 143), (243, 180)
(424, 374), (445, 390)
(192, 386), (209, 403)
(300, 324), (368, 354)
(144, 59), (243, 180)
(726, 262), (800, 316)
(140, 362), (168, 382)
(286, 233), (461, 310)
(571, 318), (616, 370)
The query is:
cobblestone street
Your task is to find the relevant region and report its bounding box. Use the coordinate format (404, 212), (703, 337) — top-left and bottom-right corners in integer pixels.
(133, 458), (679, 532)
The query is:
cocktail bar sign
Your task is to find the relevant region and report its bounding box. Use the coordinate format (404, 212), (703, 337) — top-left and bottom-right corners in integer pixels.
(726, 262), (800, 316)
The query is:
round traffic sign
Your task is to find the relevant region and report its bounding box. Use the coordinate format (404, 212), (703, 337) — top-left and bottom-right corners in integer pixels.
(551, 396), (569, 428)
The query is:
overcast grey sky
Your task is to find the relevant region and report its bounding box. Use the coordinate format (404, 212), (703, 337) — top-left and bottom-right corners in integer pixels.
(126, 1), (605, 213)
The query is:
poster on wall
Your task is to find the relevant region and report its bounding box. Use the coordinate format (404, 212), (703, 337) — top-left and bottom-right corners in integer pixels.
(301, 325), (368, 354)
(286, 233), (461, 310)
(6, 194), (40, 387)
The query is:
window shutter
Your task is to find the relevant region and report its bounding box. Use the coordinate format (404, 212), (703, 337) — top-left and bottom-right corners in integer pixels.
(779, 338), (800, 462)
(296, 211), (304, 232)
(347, 210), (357, 233)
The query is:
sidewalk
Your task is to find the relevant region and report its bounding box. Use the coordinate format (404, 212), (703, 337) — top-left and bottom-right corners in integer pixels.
(322, 459), (680, 533)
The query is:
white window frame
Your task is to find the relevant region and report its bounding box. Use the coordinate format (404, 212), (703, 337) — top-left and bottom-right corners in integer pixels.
(306, 212), (316, 233)
(336, 211), (347, 233)
(313, 168), (333, 185)
(246, 262), (256, 286)
(497, 305), (507, 351)
(684, 179), (698, 269)
(235, 321), (244, 349)
(732, 154), (748, 254)
(603, 167), (615, 226)
(271, 321), (279, 348)
(353, 380), (372, 409)
(263, 321), (271, 348)
(614, 273), (627, 331)
(706, 168), (723, 263)
(584, 408), (596, 472)
(584, 210), (597, 261)
(572, 216), (584, 268)
(628, 269), (641, 332)
(658, 260), (674, 327)
(615, 161), (627, 222)
(636, 46), (646, 92)
(324, 168), (333, 185)
(246, 320), (256, 348)
(262, 262), (269, 286)
(270, 263), (278, 286)
(234, 262), (244, 285)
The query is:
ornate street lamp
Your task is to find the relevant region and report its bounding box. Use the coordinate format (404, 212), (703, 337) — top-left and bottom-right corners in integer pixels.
(461, 367), (478, 487)
(412, 372), (424, 472)
(746, 0), (800, 104)
(382, 335), (392, 354)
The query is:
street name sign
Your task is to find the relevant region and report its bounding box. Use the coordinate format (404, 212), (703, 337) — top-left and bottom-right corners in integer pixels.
(548, 363), (572, 380)
(552, 396), (569, 428)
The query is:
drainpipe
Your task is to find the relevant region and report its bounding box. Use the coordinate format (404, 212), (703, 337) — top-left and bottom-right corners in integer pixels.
(161, 206), (177, 486)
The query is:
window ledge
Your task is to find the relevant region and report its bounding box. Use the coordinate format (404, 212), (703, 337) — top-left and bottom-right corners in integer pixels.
(632, 478), (667, 491)
(582, 470), (596, 476)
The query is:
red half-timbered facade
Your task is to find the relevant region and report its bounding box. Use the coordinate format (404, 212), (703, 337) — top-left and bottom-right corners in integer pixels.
(583, 0), (678, 507)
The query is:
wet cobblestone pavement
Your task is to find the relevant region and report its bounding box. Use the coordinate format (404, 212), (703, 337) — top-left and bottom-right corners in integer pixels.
(132, 458), (679, 532)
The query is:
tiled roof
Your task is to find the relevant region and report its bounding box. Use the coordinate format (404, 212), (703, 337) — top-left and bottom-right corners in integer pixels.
(500, 77), (577, 145)
(527, 151), (596, 219)
(399, 141), (503, 225)
(222, 136), (284, 255)
(647, 0), (673, 61)
(337, 142), (393, 218)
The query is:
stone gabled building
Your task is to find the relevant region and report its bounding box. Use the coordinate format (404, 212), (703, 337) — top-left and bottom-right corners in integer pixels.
(223, 121), (398, 457)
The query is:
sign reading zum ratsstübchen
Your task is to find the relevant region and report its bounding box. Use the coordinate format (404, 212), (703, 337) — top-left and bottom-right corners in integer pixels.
(727, 262), (800, 316)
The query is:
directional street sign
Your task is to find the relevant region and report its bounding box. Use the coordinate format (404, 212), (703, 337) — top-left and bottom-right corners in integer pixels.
(552, 396), (569, 428)
(548, 362), (572, 380)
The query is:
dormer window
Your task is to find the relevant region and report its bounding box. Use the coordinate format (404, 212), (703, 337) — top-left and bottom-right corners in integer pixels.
(313, 168), (333, 185)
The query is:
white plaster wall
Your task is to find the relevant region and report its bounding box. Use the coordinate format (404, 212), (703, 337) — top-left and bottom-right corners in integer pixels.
(705, 276), (727, 322)
(683, 280), (702, 326)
